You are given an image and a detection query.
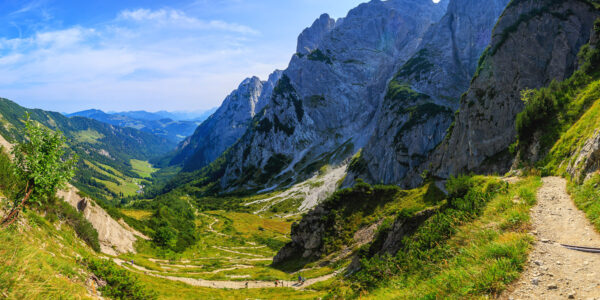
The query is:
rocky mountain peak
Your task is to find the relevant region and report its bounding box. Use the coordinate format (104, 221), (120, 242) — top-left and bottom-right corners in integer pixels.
(296, 13), (336, 55)
(214, 0), (451, 191)
(171, 70), (282, 171)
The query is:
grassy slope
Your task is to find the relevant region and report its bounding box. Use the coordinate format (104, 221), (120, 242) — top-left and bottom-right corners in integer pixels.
(365, 177), (541, 299)
(84, 160), (143, 198)
(316, 176), (541, 299)
(569, 174), (600, 231)
(0, 198), (328, 299)
(114, 209), (332, 298)
(0, 212), (97, 299)
(130, 159), (158, 179)
(535, 80), (600, 178)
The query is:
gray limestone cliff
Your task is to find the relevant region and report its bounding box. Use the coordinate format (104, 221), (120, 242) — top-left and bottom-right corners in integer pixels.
(171, 70), (282, 171)
(218, 0), (449, 191)
(345, 0), (510, 186)
(412, 0), (600, 187)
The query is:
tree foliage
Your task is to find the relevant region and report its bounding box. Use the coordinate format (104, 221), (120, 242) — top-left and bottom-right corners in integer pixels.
(12, 114), (77, 206)
(2, 114), (77, 226)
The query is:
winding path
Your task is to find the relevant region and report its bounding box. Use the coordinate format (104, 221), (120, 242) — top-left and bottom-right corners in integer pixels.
(198, 213), (231, 238)
(113, 258), (339, 290)
(502, 177), (600, 299)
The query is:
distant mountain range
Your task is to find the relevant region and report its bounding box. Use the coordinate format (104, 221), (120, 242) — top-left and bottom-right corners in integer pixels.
(66, 108), (217, 142)
(0, 98), (175, 202)
(104, 109), (218, 122)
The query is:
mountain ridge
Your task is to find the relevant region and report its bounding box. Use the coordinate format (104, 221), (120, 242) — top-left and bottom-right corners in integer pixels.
(67, 109), (202, 143)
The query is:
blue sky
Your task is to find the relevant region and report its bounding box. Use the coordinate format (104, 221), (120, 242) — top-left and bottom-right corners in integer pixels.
(0, 0), (366, 113)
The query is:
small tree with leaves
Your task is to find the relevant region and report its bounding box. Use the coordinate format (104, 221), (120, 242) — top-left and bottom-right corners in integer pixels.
(1, 114), (77, 226)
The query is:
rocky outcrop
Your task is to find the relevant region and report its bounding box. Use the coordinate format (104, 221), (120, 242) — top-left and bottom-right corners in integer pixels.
(345, 0), (509, 186)
(567, 129), (600, 183)
(171, 70), (282, 171)
(413, 0), (600, 186)
(219, 0), (449, 191)
(0, 133), (12, 154)
(273, 205), (329, 263)
(296, 14), (336, 55)
(376, 207), (438, 255)
(274, 202), (439, 265)
(58, 186), (143, 255)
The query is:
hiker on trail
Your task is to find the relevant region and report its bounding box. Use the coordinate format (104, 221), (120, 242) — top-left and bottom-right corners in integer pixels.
(245, 281), (249, 288)
(274, 280), (278, 287)
(302, 277), (306, 285)
(298, 275), (302, 283)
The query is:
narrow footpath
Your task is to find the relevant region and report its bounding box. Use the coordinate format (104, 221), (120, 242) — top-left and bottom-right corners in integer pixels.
(113, 258), (339, 290)
(502, 177), (600, 299)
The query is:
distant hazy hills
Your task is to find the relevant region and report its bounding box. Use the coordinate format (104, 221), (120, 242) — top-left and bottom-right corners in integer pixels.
(105, 109), (218, 122)
(66, 108), (217, 142)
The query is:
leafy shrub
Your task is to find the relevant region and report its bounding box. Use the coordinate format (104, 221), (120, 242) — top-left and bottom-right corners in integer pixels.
(12, 114), (77, 206)
(82, 257), (156, 300)
(45, 200), (100, 252)
(446, 174), (475, 201)
(152, 226), (176, 249)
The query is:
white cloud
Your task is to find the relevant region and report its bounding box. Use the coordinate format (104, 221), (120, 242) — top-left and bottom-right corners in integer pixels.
(0, 8), (285, 112)
(9, 0), (46, 16)
(117, 8), (259, 35)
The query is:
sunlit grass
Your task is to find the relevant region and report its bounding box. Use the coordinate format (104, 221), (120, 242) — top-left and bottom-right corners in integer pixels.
(0, 212), (97, 299)
(120, 209), (153, 221)
(130, 159), (158, 179)
(360, 176), (542, 299)
(72, 129), (104, 144)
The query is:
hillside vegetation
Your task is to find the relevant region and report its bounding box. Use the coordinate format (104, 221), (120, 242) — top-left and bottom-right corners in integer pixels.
(0, 98), (174, 204)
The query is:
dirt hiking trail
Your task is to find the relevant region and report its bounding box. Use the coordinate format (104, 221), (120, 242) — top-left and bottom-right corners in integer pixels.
(113, 258), (338, 290)
(503, 177), (600, 299)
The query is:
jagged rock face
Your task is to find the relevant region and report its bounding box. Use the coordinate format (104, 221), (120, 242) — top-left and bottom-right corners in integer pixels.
(346, 0), (509, 186)
(172, 71), (282, 171)
(408, 0), (510, 100)
(408, 0), (600, 187)
(296, 14), (336, 55)
(567, 129), (600, 183)
(273, 205), (329, 263)
(220, 0), (449, 190)
(58, 186), (144, 255)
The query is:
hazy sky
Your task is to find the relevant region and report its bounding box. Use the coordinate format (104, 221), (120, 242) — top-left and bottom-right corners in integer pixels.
(0, 0), (367, 113)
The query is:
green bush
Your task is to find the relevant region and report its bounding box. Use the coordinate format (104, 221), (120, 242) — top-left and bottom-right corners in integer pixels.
(152, 226), (177, 249)
(82, 257), (156, 300)
(46, 200), (100, 252)
(446, 175), (475, 201)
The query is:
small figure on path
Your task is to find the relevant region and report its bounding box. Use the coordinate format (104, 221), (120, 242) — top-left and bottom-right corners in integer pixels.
(274, 280), (278, 287)
(245, 281), (249, 289)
